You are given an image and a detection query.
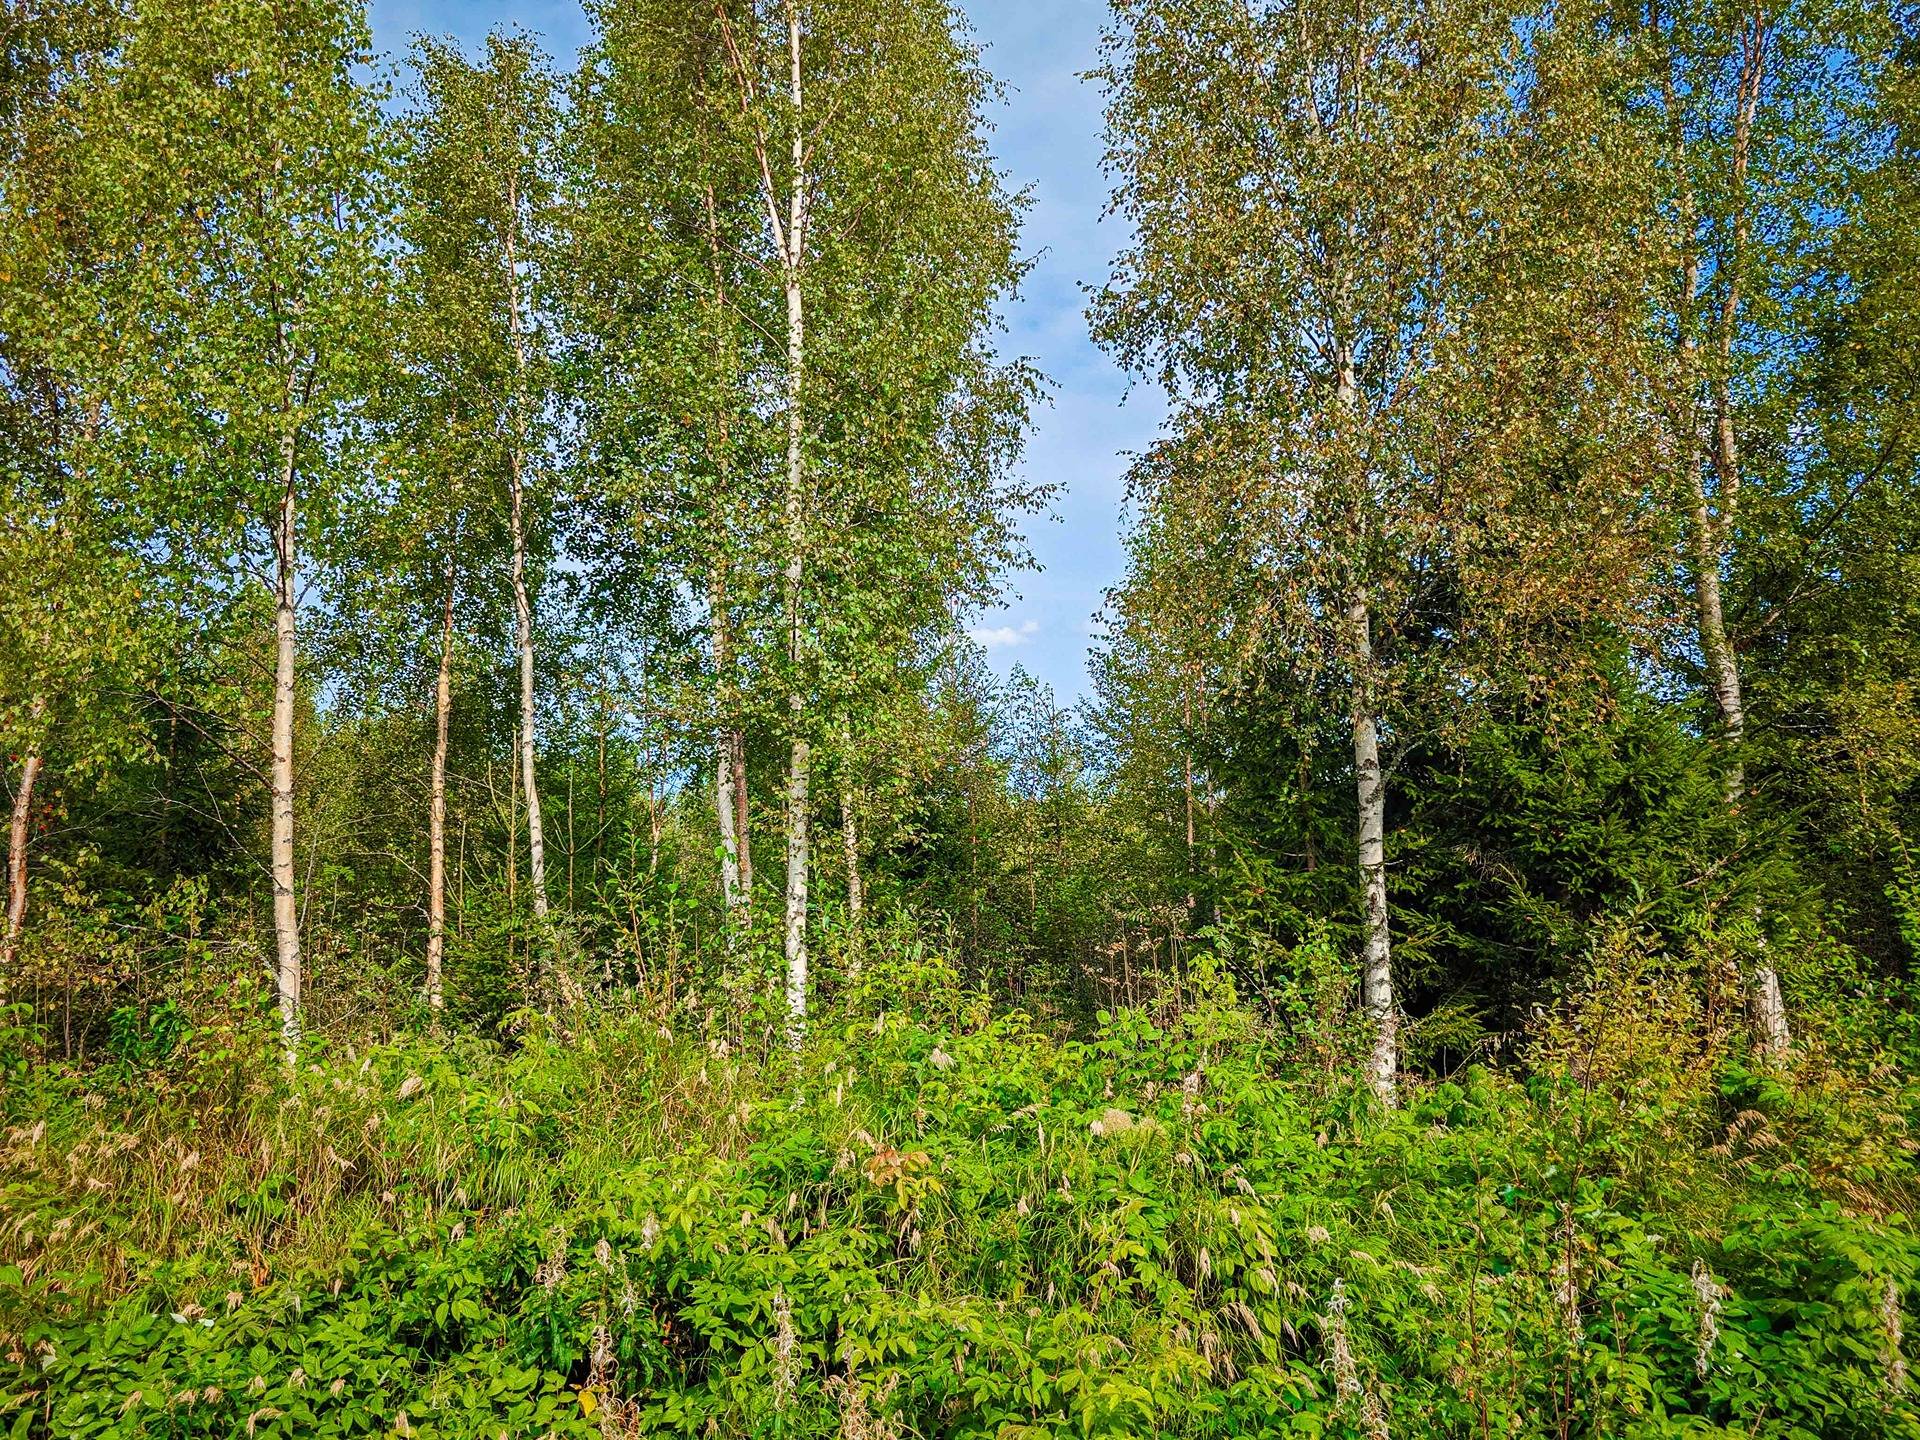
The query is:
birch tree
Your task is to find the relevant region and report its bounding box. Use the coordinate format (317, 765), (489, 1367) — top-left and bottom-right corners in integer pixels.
(1735, 14), (1920, 969)
(353, 61), (538, 1011)
(0, 0), (128, 988)
(706, 0), (819, 1025)
(581, 0), (1036, 1023)
(569, 0), (775, 932)
(88, 0), (387, 1052)
(1627, 0), (1896, 1055)
(720, 0), (1041, 1024)
(0, 525), (151, 987)
(404, 33), (568, 996)
(1096, 0), (1659, 1099)
(1597, 0), (1896, 1059)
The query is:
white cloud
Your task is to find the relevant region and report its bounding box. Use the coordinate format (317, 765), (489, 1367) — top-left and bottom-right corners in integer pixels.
(969, 618), (1040, 650)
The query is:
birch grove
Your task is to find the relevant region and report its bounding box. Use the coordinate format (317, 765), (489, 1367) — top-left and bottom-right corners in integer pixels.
(1, 0), (1910, 1119)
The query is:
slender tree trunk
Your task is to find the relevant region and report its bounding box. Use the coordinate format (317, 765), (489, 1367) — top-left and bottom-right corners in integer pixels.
(647, 740), (663, 876)
(1692, 372), (1787, 1058)
(271, 421), (301, 1057)
(719, 0), (810, 1022)
(1349, 598), (1396, 1103)
(1299, 748), (1318, 872)
(1749, 954), (1791, 1060)
(1333, 343), (1394, 1101)
(1688, 479), (1746, 783)
(1741, 817), (1790, 1054)
(425, 570), (454, 1013)
(506, 737), (518, 905)
(716, 721), (742, 907)
(510, 457), (549, 926)
(1700, 1), (1765, 804)
(732, 730), (753, 896)
(785, 704), (811, 1036)
(701, 182), (748, 925)
(1749, 975), (1789, 1059)
(1660, 1), (1786, 1052)
(779, 0), (811, 1030)
(501, 213), (549, 936)
(711, 569), (745, 919)
(595, 704), (608, 883)
(498, 168), (566, 1015)
(2, 697), (46, 982)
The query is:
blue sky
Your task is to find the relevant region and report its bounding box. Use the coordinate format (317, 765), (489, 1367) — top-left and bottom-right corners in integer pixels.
(367, 0), (1162, 704)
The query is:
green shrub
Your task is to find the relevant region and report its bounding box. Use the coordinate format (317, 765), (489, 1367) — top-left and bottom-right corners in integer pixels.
(3, 962), (1915, 1439)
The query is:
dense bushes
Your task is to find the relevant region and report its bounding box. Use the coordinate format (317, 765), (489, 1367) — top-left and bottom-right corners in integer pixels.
(4, 944), (1915, 1439)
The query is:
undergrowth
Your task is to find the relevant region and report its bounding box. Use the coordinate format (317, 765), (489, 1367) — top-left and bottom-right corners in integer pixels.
(2, 945), (1916, 1439)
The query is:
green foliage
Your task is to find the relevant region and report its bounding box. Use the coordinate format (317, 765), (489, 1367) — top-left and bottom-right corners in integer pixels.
(5, 2), (1920, 1436)
(4, 955), (1916, 1439)
(1393, 663), (1761, 1015)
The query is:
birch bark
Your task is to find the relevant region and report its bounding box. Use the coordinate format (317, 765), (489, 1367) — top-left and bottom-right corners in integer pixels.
(717, 0), (811, 1023)
(1337, 349), (1396, 1102)
(712, 572), (744, 915)
(702, 185), (747, 923)
(509, 456), (548, 924)
(271, 416), (301, 1055)
(1349, 597), (1396, 1102)
(777, 0), (812, 1028)
(425, 570), (454, 1011)
(2, 697), (46, 982)
(501, 174), (551, 933)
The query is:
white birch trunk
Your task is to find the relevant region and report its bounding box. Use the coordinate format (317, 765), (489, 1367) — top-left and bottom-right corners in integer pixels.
(2, 697), (46, 982)
(702, 186), (747, 926)
(779, 0), (811, 1030)
(425, 571), (454, 1012)
(271, 421), (302, 1057)
(1688, 472), (1746, 789)
(1749, 961), (1791, 1062)
(711, 571), (743, 917)
(717, 725), (743, 909)
(1349, 597), (1397, 1103)
(499, 177), (550, 934)
(510, 454), (550, 926)
(786, 725), (810, 1024)
(719, 0), (811, 1024)
(1663, 16), (1786, 1051)
(1333, 345), (1395, 1101)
